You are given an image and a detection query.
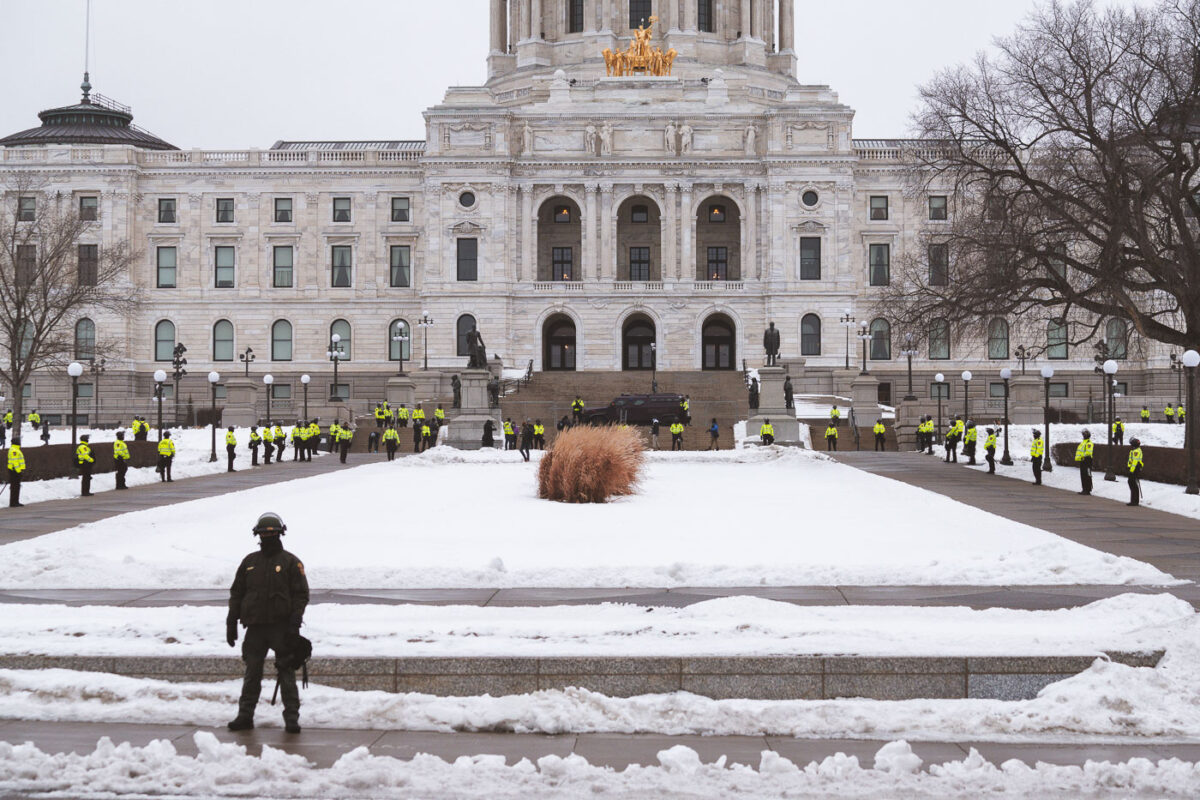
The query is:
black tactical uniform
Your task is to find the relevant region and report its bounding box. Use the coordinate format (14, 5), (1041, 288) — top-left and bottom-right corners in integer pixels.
(226, 512), (310, 733)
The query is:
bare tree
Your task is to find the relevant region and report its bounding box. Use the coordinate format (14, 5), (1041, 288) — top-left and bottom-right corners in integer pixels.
(878, 0), (1200, 357)
(0, 174), (137, 444)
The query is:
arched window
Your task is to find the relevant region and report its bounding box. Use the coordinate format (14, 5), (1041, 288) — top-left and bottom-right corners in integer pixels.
(987, 318), (1009, 360)
(1047, 319), (1068, 359)
(1106, 319), (1128, 359)
(389, 319), (411, 361)
(271, 320), (293, 361)
(330, 319), (352, 361)
(74, 318), (96, 361)
(869, 318), (892, 360)
(154, 320), (175, 362)
(212, 320), (234, 361)
(928, 319), (950, 360)
(800, 314), (821, 356)
(457, 314), (477, 357)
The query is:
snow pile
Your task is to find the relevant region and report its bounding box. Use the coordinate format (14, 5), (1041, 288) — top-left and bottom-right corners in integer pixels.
(0, 450), (1173, 588)
(2, 731), (1200, 798)
(0, 594), (1186, 658)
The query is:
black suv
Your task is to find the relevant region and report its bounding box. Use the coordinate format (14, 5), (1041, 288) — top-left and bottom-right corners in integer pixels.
(584, 393), (686, 426)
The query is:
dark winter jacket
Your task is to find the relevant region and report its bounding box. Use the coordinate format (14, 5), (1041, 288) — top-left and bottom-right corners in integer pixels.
(227, 540), (310, 627)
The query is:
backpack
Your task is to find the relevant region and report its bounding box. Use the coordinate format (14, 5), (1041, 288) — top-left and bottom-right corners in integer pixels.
(271, 634), (313, 704)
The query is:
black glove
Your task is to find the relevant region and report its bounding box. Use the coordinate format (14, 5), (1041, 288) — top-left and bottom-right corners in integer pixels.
(226, 620), (238, 648)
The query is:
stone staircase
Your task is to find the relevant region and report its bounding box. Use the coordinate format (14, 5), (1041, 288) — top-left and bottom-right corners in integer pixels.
(805, 421), (899, 452)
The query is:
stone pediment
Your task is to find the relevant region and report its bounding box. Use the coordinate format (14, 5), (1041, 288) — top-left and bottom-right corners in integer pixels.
(449, 220), (487, 235)
(793, 220), (827, 232)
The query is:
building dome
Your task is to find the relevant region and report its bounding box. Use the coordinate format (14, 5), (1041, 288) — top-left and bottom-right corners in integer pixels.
(0, 76), (177, 150)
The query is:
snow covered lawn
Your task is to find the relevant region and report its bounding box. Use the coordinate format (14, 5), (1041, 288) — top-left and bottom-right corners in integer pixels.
(0, 594), (1186, 659)
(0, 448), (1173, 588)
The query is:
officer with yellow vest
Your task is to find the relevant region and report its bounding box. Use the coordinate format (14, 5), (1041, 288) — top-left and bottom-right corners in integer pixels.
(983, 427), (998, 474)
(289, 422), (300, 461)
(759, 419), (775, 446)
(383, 424), (400, 461)
(945, 417), (963, 463)
(6, 442), (25, 506)
(249, 426), (262, 466)
(226, 427), (238, 472)
(669, 420), (685, 450)
(922, 417), (936, 454)
(273, 423), (285, 457)
(1126, 437), (1144, 506)
(502, 418), (516, 450)
(132, 416), (149, 441)
(26, 410), (40, 431)
(113, 431), (130, 490)
(963, 422), (979, 465)
(1179, 404), (1186, 425)
(830, 405), (841, 428)
(3, 410), (12, 429)
(262, 423), (275, 465)
(1075, 430), (1094, 495)
(1165, 404), (1176, 424)
(157, 432), (175, 482)
(396, 405), (409, 428)
(533, 419), (545, 450)
(571, 396), (585, 424)
(825, 423), (838, 451)
(1140, 406), (1151, 423)
(373, 404), (388, 429)
(1112, 416), (1125, 446)
(873, 419), (886, 451)
(75, 435), (95, 497)
(419, 421), (432, 452)
(434, 405), (446, 431)
(1030, 429), (1045, 485)
(307, 419), (320, 460)
(336, 423), (353, 464)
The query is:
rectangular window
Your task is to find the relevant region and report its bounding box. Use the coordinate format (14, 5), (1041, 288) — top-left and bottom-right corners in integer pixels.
(869, 195), (889, 220)
(331, 245), (352, 287)
(929, 196), (948, 220)
(76, 383), (95, 399)
(15, 245), (35, 286)
(552, 247), (574, 281)
(869, 244), (890, 286)
(329, 383), (349, 402)
(16, 197), (35, 221)
(21, 384), (31, 400)
(215, 198), (235, 223)
(214, 246), (235, 288)
(158, 198), (176, 223)
(79, 196), (98, 221)
(631, 205), (649, 223)
(931, 382), (951, 400)
(928, 243), (949, 286)
(390, 196), (410, 222)
(272, 246), (294, 287)
(270, 384), (292, 400)
(156, 247), (177, 288)
(800, 237), (821, 280)
(708, 204), (726, 223)
(554, 205), (572, 223)
(928, 321), (950, 359)
(698, 0), (714, 32)
(1114, 381), (1128, 396)
(1047, 320), (1068, 360)
(706, 246), (727, 280)
(629, 246), (650, 281)
(629, 0), (651, 28)
(332, 197), (352, 222)
(988, 382), (1006, 398)
(568, 0), (584, 32)
(389, 245), (411, 287)
(1049, 382), (1069, 398)
(78, 244), (98, 286)
(274, 197), (292, 223)
(456, 238), (478, 281)
(214, 385), (227, 400)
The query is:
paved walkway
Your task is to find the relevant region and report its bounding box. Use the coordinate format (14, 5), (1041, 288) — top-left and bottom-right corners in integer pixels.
(1, 719), (1198, 770)
(832, 451), (1200, 583)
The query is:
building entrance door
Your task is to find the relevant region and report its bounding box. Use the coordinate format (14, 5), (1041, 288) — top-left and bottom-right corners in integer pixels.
(623, 317), (655, 370)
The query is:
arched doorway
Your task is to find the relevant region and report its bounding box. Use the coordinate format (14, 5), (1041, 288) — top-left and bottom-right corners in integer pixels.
(701, 314), (735, 370)
(616, 196), (661, 281)
(622, 315), (655, 371)
(543, 315), (577, 371)
(695, 195), (741, 280)
(537, 197), (582, 281)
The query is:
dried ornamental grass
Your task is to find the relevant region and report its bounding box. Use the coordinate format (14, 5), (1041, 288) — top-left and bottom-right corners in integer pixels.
(537, 425), (644, 503)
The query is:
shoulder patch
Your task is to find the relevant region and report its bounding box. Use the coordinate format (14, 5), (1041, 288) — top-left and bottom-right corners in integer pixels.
(275, 565), (282, 573)
(297, 562), (305, 576)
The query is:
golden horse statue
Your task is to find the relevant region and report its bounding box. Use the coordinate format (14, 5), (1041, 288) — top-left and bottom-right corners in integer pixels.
(601, 17), (676, 77)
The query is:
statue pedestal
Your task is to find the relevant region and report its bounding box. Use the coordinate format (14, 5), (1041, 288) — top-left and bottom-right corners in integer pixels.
(1010, 375), (1042, 425)
(386, 376), (415, 410)
(851, 374), (880, 424)
(442, 369), (502, 450)
(410, 372), (442, 404)
(222, 378), (259, 428)
(747, 367), (801, 445)
(895, 399), (920, 450)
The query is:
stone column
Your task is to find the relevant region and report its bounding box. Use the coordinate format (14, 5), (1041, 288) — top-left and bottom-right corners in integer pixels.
(521, 185), (533, 281)
(779, 0), (794, 50)
(490, 0), (505, 50)
(741, 0), (752, 37)
(680, 184), (693, 279)
(684, 0), (695, 30)
(769, 182), (785, 278)
(601, 0), (612, 31)
(664, 184), (678, 282)
(584, 184), (598, 282)
(742, 184), (756, 282)
(509, 0), (520, 48)
(599, 184), (614, 281)
(530, 0), (542, 37)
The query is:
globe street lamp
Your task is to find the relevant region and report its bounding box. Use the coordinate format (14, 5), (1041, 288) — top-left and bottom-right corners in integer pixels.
(1014, 345), (1030, 375)
(934, 372), (945, 443)
(67, 362), (83, 448)
(417, 311), (435, 371)
(1041, 365), (1054, 472)
(999, 367), (1013, 466)
(391, 327), (410, 376)
(239, 346), (255, 377)
(263, 374), (274, 426)
(900, 333), (918, 401)
(171, 343), (188, 426)
(1103, 359), (1119, 482)
(326, 333), (344, 402)
(840, 309), (855, 370)
(1182, 349), (1199, 495)
(153, 368), (168, 442)
(208, 371), (220, 463)
(1170, 352), (1184, 409)
(857, 320), (871, 375)
(961, 370), (972, 422)
(300, 374), (311, 420)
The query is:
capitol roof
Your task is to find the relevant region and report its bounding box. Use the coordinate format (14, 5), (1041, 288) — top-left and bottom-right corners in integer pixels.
(0, 76), (176, 151)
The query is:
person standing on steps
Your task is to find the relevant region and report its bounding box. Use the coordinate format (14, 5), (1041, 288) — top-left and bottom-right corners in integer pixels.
(157, 432), (175, 482)
(984, 427), (997, 474)
(249, 426), (261, 467)
(1126, 437), (1144, 506)
(113, 430), (130, 490)
(226, 427), (238, 472)
(383, 424), (399, 461)
(873, 419), (886, 451)
(412, 418), (423, 452)
(226, 512), (309, 735)
(571, 396), (585, 425)
(1075, 430), (1094, 495)
(670, 420), (685, 450)
(707, 418), (720, 450)
(7, 440), (24, 507)
(830, 405), (841, 429)
(1030, 429), (1044, 485)
(76, 434), (94, 496)
(759, 419), (774, 446)
(396, 405), (409, 429)
(825, 423), (838, 451)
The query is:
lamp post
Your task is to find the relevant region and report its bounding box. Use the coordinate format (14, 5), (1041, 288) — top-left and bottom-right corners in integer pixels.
(171, 343), (188, 427)
(208, 371), (220, 463)
(1182, 349), (1199, 495)
(1170, 352), (1184, 409)
(934, 372), (945, 442)
(263, 374), (274, 425)
(391, 328), (410, 376)
(326, 333), (344, 402)
(840, 309), (855, 370)
(961, 370), (972, 421)
(300, 374), (310, 420)
(417, 310), (435, 371)
(67, 362), (83, 448)
(153, 368), (167, 442)
(650, 342), (658, 393)
(1041, 365), (1054, 472)
(239, 346), (255, 377)
(1103, 359), (1119, 482)
(900, 333), (918, 401)
(1000, 367), (1013, 466)
(1014, 345), (1029, 376)
(88, 358), (105, 427)
(857, 320), (871, 375)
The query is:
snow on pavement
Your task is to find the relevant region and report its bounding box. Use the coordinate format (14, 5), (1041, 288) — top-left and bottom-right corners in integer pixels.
(0, 594), (1187, 658)
(0, 447), (1174, 588)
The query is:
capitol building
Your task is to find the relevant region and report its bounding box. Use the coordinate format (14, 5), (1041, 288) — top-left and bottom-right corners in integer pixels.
(0, 0), (1175, 423)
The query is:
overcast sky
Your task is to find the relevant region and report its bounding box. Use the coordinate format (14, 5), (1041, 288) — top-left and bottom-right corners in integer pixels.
(0, 0), (1144, 148)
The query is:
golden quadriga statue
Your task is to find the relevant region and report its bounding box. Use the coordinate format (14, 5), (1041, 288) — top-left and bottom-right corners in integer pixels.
(603, 17), (677, 77)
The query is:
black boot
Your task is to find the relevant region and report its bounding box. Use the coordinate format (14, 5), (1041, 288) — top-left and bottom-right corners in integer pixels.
(227, 716), (254, 731)
(284, 718), (301, 734)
